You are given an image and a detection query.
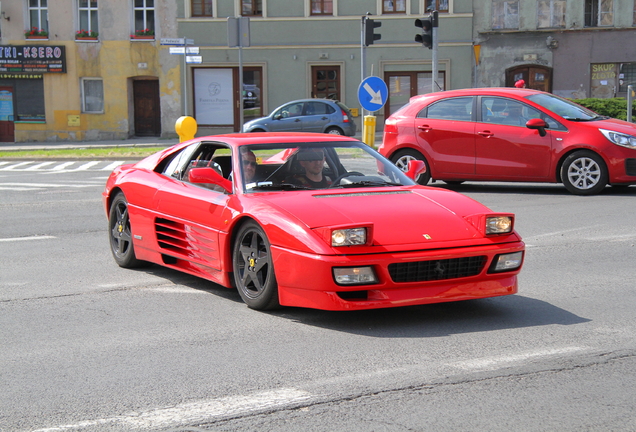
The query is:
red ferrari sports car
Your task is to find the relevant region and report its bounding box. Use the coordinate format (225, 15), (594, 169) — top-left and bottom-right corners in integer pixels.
(103, 133), (524, 311)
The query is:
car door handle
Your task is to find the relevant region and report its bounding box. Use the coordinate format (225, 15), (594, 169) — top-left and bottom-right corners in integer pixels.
(478, 130), (494, 138)
(321, 117), (328, 120)
(417, 125), (432, 132)
(294, 118), (301, 122)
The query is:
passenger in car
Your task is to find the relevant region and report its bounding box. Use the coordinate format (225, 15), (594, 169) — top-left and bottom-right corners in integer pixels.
(286, 148), (332, 188)
(241, 149), (258, 183)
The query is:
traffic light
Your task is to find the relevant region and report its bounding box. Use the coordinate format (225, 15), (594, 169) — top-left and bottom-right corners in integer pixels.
(415, 17), (433, 49)
(364, 18), (381, 46)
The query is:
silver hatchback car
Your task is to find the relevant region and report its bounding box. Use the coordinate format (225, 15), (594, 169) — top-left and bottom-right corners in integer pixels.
(243, 98), (357, 136)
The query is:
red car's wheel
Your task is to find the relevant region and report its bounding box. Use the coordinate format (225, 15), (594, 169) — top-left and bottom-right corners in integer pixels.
(108, 193), (143, 268)
(561, 150), (608, 195)
(391, 149), (431, 185)
(232, 221), (280, 310)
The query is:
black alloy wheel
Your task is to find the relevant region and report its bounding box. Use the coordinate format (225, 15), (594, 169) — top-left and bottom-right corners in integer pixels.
(232, 221), (280, 310)
(108, 193), (142, 268)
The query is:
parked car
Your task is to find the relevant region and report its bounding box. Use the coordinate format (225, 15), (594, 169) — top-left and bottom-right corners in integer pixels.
(104, 133), (524, 311)
(379, 88), (636, 195)
(243, 99), (357, 136)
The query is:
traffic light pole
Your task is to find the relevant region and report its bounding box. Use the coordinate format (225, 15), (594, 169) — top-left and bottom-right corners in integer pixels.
(432, 25), (438, 92)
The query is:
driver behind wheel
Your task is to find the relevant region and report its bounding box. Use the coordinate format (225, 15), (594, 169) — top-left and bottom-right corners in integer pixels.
(286, 148), (332, 188)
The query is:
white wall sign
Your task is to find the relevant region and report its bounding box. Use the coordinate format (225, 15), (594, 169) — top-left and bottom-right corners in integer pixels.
(194, 68), (233, 125)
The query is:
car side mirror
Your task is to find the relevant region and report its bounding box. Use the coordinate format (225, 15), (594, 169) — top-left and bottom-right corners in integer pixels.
(526, 118), (549, 137)
(405, 159), (426, 180)
(188, 167), (232, 193)
(274, 114), (282, 120)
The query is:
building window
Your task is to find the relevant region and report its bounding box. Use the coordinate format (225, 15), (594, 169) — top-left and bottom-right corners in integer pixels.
(133, 0), (155, 35)
(312, 66), (340, 100)
(191, 0), (212, 17)
(585, 0), (613, 27)
(425, 0), (448, 13)
(78, 0), (99, 36)
(383, 0), (406, 14)
(311, 0), (333, 15)
(82, 78), (104, 113)
(28, 0), (49, 33)
(492, 1), (519, 30)
(537, 0), (565, 28)
(242, 0), (262, 16)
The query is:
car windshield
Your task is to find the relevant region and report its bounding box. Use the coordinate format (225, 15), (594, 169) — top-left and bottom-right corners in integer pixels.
(525, 93), (600, 121)
(239, 141), (416, 192)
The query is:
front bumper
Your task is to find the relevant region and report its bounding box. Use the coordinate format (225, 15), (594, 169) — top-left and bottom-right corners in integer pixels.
(272, 241), (524, 311)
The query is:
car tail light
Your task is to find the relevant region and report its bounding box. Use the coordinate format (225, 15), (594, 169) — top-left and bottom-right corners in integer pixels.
(341, 110), (350, 123)
(384, 118), (398, 134)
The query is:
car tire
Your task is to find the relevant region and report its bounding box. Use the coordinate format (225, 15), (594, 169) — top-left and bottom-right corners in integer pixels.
(561, 150), (608, 195)
(232, 221), (280, 310)
(390, 149), (431, 185)
(325, 126), (344, 135)
(108, 192), (143, 268)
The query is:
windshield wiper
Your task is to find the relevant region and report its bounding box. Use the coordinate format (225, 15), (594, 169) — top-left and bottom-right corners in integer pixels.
(335, 180), (402, 188)
(247, 181), (311, 191)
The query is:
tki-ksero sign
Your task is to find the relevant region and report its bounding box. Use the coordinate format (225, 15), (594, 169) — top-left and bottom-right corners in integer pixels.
(0, 45), (67, 73)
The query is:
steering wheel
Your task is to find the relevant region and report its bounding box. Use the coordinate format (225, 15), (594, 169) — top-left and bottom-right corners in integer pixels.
(330, 171), (364, 187)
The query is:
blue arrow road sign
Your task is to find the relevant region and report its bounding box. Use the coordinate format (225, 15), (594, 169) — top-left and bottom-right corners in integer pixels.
(358, 76), (388, 112)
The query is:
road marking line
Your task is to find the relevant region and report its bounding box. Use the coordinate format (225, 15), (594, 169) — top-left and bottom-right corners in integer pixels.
(452, 346), (588, 371)
(0, 161), (32, 170)
(73, 161), (100, 171)
(52, 162), (76, 171)
(32, 388), (312, 432)
(102, 161), (125, 171)
(25, 161), (56, 170)
(0, 182), (97, 188)
(0, 235), (57, 242)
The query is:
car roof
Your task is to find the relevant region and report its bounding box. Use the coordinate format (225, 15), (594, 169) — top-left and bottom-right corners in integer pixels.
(197, 132), (359, 148)
(409, 87), (545, 104)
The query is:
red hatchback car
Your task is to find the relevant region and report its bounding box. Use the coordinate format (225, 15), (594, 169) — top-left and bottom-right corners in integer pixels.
(379, 88), (636, 195)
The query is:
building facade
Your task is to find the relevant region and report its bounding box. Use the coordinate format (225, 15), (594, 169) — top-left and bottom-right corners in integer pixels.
(473, 0), (636, 100)
(0, 0), (182, 143)
(178, 0), (475, 136)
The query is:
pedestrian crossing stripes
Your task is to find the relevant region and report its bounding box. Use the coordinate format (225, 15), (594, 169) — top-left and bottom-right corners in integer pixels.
(0, 160), (126, 172)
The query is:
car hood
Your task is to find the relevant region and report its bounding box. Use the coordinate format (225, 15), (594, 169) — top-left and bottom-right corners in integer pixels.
(254, 187), (495, 247)
(590, 117), (636, 134)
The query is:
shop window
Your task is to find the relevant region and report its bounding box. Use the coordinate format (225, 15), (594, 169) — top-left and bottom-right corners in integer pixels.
(77, 0), (99, 37)
(383, 0), (406, 14)
(242, 0), (262, 16)
(15, 79), (45, 121)
(81, 78), (104, 113)
(191, 0), (213, 17)
(425, 0), (448, 13)
(619, 63), (636, 94)
(492, 1), (519, 30)
(28, 0), (49, 34)
(311, 0), (333, 15)
(585, 0), (613, 27)
(132, 0), (155, 37)
(538, 0), (565, 28)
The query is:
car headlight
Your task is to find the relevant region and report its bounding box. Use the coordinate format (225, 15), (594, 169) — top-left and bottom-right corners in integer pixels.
(489, 251), (524, 273)
(600, 129), (636, 149)
(486, 216), (513, 235)
(332, 228), (366, 246)
(333, 266), (378, 285)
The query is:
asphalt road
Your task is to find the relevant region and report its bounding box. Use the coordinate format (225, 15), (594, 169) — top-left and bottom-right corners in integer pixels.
(1, 164), (635, 432)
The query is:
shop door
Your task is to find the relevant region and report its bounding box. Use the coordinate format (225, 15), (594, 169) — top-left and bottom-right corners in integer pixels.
(133, 80), (161, 136)
(0, 87), (15, 142)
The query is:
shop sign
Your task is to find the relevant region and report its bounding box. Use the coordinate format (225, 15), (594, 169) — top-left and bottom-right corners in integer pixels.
(0, 45), (66, 73)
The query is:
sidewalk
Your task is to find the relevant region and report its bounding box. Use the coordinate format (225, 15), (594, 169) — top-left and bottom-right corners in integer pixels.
(0, 132), (383, 152)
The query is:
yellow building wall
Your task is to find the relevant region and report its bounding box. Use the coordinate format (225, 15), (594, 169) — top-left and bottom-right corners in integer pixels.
(14, 40), (181, 142)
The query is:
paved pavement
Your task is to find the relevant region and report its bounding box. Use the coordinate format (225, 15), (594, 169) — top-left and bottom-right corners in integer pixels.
(0, 132), (381, 152)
